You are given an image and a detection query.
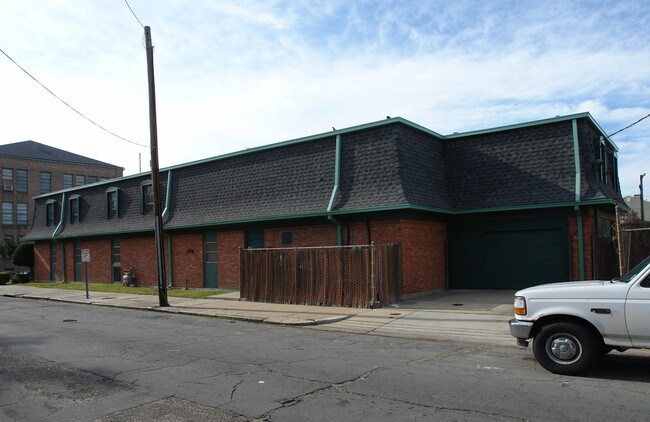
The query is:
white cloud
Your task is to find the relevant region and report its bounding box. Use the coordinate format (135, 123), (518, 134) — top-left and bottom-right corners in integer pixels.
(0, 0), (649, 196)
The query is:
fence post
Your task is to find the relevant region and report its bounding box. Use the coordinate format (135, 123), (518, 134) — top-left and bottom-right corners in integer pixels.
(370, 241), (377, 308)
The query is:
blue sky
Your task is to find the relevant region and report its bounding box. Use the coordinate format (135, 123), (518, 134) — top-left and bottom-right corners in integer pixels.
(1, 0), (649, 195)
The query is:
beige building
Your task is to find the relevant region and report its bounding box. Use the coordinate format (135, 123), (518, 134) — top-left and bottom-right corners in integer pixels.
(0, 141), (122, 267)
(624, 195), (649, 221)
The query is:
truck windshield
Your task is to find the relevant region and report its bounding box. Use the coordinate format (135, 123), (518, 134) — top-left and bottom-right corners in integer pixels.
(619, 256), (650, 283)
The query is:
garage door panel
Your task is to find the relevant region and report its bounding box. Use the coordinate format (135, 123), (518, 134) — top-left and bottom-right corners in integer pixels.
(450, 220), (569, 290)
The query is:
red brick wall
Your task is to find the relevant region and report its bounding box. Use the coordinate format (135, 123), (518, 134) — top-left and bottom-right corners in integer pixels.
(34, 242), (50, 281)
(63, 241), (75, 282)
(265, 225), (338, 248)
(86, 239), (113, 283)
(121, 237), (159, 286)
(217, 231), (244, 289)
(170, 233), (204, 289)
(568, 211), (595, 280)
(369, 220), (447, 294)
(33, 219), (448, 294)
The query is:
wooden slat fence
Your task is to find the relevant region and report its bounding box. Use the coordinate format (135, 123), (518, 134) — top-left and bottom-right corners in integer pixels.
(240, 243), (401, 308)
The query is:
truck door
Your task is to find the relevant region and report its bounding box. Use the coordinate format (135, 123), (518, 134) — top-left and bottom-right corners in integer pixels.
(625, 274), (650, 347)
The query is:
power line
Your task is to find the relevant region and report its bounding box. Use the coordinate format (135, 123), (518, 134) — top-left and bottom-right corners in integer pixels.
(608, 112), (650, 138)
(0, 47), (148, 148)
(124, 0), (145, 29)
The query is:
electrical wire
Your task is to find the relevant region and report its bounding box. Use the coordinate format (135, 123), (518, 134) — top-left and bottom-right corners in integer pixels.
(608, 112), (650, 138)
(124, 0), (145, 28)
(0, 47), (148, 148)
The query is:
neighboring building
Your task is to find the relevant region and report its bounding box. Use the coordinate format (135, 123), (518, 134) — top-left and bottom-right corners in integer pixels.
(623, 195), (649, 221)
(0, 141), (123, 269)
(24, 113), (623, 293)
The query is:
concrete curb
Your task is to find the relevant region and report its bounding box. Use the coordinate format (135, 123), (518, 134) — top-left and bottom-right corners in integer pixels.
(0, 291), (351, 326)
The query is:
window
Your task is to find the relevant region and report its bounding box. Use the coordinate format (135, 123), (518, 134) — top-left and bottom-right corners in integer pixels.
(100, 177), (109, 182)
(46, 200), (56, 226)
(41, 172), (51, 193)
(111, 239), (121, 282)
(16, 170), (28, 193)
(69, 195), (80, 223)
(2, 202), (13, 225)
(245, 229), (264, 249)
(599, 140), (608, 183)
(2, 168), (13, 181)
(75, 175), (85, 186)
(140, 181), (153, 214)
(609, 154), (618, 191)
(105, 188), (120, 218)
(281, 231), (293, 245)
(87, 176), (98, 184)
(63, 174), (73, 189)
(16, 203), (28, 225)
(204, 233), (217, 263)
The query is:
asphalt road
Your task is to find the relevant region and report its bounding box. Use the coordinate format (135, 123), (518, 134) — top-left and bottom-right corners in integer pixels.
(1, 297), (649, 421)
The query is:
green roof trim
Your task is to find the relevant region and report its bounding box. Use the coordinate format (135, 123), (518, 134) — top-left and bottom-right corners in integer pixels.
(163, 117), (444, 172)
(27, 198), (619, 242)
(443, 112), (619, 151)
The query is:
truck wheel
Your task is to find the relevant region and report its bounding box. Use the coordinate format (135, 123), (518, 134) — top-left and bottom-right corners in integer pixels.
(532, 322), (600, 375)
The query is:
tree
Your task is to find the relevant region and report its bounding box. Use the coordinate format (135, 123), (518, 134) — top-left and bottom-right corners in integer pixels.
(0, 236), (16, 258)
(12, 242), (34, 270)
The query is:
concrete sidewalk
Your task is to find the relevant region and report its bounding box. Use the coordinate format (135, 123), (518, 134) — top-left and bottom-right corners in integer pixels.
(0, 285), (515, 346)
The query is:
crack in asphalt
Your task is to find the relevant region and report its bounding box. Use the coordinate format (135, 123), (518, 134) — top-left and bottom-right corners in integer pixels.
(230, 380), (243, 400)
(257, 346), (475, 419)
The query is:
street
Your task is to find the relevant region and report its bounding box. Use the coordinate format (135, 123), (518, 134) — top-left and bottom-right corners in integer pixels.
(1, 296), (649, 421)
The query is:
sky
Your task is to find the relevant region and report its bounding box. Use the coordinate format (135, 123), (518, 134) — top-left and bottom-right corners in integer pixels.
(1, 0), (649, 196)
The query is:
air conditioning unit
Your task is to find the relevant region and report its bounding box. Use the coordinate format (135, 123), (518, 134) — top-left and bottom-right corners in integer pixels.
(3, 185), (14, 191)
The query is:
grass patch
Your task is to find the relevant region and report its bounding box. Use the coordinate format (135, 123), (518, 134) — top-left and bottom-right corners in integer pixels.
(20, 282), (227, 299)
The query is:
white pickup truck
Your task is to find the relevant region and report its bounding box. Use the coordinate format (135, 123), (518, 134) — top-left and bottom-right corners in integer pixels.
(509, 256), (650, 374)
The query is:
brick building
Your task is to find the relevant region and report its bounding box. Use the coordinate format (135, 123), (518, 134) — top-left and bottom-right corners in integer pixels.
(0, 141), (123, 269)
(24, 113), (623, 293)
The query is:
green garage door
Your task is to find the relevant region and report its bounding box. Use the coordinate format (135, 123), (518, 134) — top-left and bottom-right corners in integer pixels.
(449, 218), (570, 290)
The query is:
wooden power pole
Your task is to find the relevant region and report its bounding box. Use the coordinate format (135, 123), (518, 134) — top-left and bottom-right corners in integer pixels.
(144, 26), (169, 307)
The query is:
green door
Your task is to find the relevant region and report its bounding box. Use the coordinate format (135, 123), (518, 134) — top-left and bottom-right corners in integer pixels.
(204, 233), (218, 288)
(449, 218), (569, 290)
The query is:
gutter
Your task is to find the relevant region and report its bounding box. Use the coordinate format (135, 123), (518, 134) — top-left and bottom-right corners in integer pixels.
(161, 170), (172, 221)
(327, 135), (343, 246)
(52, 192), (66, 282)
(572, 119), (585, 280)
(52, 192), (66, 238)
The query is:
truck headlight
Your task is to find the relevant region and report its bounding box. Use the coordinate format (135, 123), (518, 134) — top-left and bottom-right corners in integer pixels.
(514, 296), (527, 315)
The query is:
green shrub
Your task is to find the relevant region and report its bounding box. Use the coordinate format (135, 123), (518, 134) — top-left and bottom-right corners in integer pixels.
(12, 243), (34, 269)
(0, 272), (11, 285)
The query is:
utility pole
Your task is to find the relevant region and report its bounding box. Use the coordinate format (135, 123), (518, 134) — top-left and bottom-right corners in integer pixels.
(145, 26), (169, 307)
(640, 173), (646, 221)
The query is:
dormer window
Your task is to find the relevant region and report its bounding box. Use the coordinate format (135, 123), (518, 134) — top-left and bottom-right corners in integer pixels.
(599, 139), (608, 183)
(69, 195), (80, 223)
(140, 180), (154, 214)
(105, 187), (120, 219)
(46, 199), (57, 226)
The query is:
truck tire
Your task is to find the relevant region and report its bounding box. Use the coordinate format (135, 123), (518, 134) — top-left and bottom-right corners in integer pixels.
(532, 321), (600, 375)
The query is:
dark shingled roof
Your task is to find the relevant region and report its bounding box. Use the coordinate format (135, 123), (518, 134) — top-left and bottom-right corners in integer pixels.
(0, 140), (122, 169)
(23, 114), (624, 241)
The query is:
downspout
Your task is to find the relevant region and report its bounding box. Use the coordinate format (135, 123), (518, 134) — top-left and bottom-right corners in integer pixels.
(572, 119), (585, 280)
(52, 192), (66, 282)
(161, 170), (172, 221)
(327, 135), (343, 246)
(161, 170), (173, 287)
(167, 234), (173, 288)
